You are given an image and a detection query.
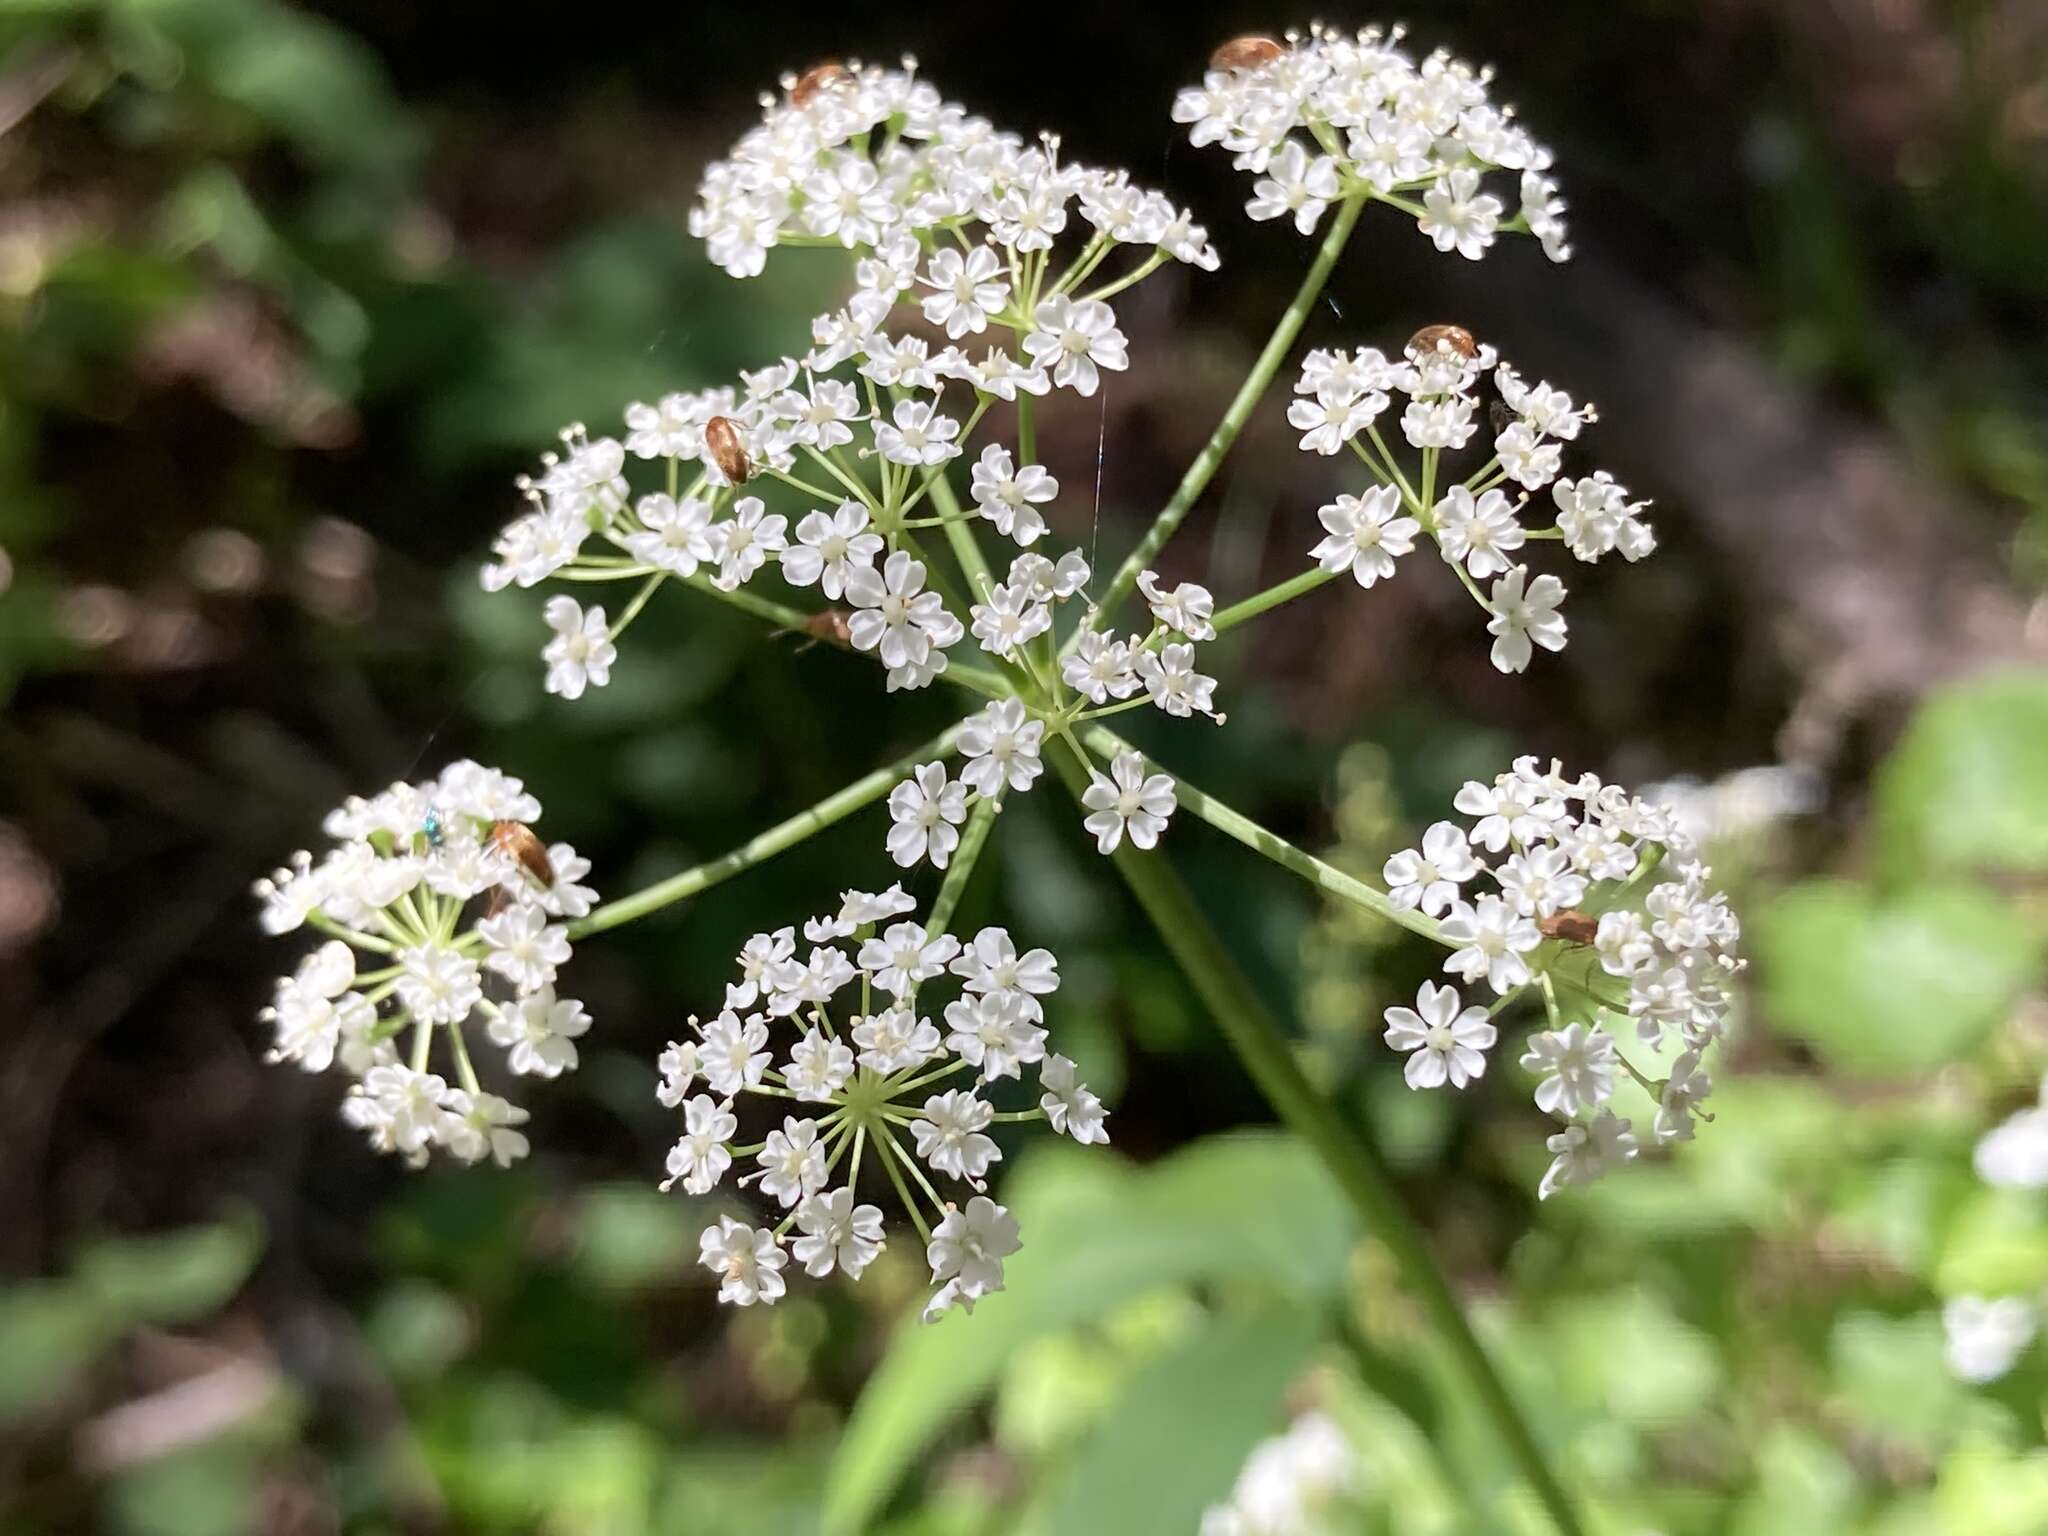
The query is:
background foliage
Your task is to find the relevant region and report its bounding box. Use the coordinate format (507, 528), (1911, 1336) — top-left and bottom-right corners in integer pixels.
(2, 1), (2046, 1532)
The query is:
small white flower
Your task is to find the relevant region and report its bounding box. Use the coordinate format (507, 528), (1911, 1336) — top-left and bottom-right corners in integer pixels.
(1039, 1054), (1110, 1144)
(1247, 140), (1340, 234)
(958, 699), (1046, 796)
(541, 596), (616, 700)
(1519, 1023), (1618, 1118)
(1382, 981), (1496, 1089)
(1382, 822), (1479, 916)
(943, 990), (1049, 1082)
(1139, 642), (1221, 719)
(1418, 167), (1503, 259)
(850, 1006), (943, 1074)
(478, 902), (571, 994)
(699, 1010), (772, 1097)
(1654, 1049), (1713, 1144)
(1485, 566), (1568, 674)
(1061, 629), (1141, 705)
(623, 493), (716, 577)
(784, 1028), (856, 1102)
(968, 444), (1058, 546)
(487, 988), (591, 1078)
(912, 1089), (1001, 1182)
(856, 922), (961, 998)
(1311, 486), (1420, 588)
(1438, 895), (1542, 994)
(1944, 1296), (2038, 1384)
(780, 501), (882, 599)
(1023, 295), (1129, 397)
(1081, 751), (1177, 853)
(919, 245), (1009, 338)
(846, 550), (962, 672)
(663, 1094), (738, 1195)
(756, 1117), (829, 1208)
(1137, 571), (1217, 641)
(707, 496), (788, 591)
(951, 926), (1060, 1000)
(655, 1038), (702, 1107)
(1494, 844), (1587, 919)
(697, 1216), (786, 1306)
(395, 946), (483, 1027)
(887, 761), (969, 869)
(923, 1195), (1020, 1321)
(1537, 1112), (1638, 1199)
(1434, 486), (1526, 579)
(793, 1188), (886, 1279)
(873, 398), (963, 466)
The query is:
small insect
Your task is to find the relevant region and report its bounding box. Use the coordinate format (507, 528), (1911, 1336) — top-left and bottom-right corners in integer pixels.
(489, 820), (557, 890)
(421, 809), (445, 847)
(704, 416), (752, 486)
(1406, 323), (1480, 360)
(1538, 910), (1599, 946)
(1210, 35), (1287, 72)
(790, 61), (849, 106)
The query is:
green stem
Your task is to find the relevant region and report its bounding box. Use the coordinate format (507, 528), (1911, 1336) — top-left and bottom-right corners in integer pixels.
(1077, 725), (1445, 945)
(1047, 739), (1584, 1536)
(1080, 191), (1366, 648)
(1212, 566), (1338, 636)
(929, 794), (1001, 935)
(567, 720), (967, 939)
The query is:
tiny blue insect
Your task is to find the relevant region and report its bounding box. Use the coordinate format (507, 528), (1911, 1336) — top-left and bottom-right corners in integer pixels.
(422, 809), (444, 846)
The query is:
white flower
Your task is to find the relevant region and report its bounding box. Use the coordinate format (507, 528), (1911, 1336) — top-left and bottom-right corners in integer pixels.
(1137, 571), (1217, 641)
(1382, 981), (1496, 1089)
(1485, 566), (1567, 674)
(1081, 751), (1177, 853)
(487, 989), (591, 1078)
(699, 1010), (772, 1097)
(1519, 1023), (1617, 1118)
(1061, 629), (1141, 705)
(919, 245), (1009, 337)
(1494, 844), (1587, 918)
(958, 699), (1046, 796)
(846, 550), (962, 672)
(943, 991), (1048, 1082)
(873, 398), (963, 466)
(1434, 486), (1525, 579)
(478, 902), (571, 994)
(1537, 1111), (1638, 1199)
(887, 761), (969, 869)
(793, 1188), (886, 1279)
(923, 1195), (1020, 1321)
(263, 942), (369, 1073)
(1139, 642), (1221, 719)
(1023, 295), (1129, 397)
(756, 1117), (829, 1208)
(851, 1006), (943, 1074)
(1495, 422), (1562, 490)
(968, 444), (1057, 546)
(1038, 1054), (1110, 1143)
(780, 502), (882, 599)
(707, 496), (788, 591)
(951, 926), (1060, 1000)
(1977, 1106), (2048, 1189)
(1382, 821), (1479, 915)
(1418, 167), (1502, 259)
(623, 494), (715, 577)
(1288, 388), (1386, 455)
(697, 1216), (786, 1306)
(912, 1089), (1001, 1181)
(1944, 1297), (2038, 1384)
(1438, 895), (1541, 994)
(663, 1094), (737, 1195)
(395, 945), (483, 1027)
(541, 596), (616, 700)
(1653, 1049), (1713, 1144)
(785, 1029), (856, 1101)
(1400, 395), (1477, 450)
(856, 922), (961, 998)
(655, 1039), (702, 1107)
(968, 581), (1051, 659)
(1311, 486), (1420, 587)
(443, 1090), (530, 1167)
(1246, 140), (1340, 234)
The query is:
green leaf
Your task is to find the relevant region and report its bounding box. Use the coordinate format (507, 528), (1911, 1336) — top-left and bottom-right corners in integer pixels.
(1040, 1310), (1323, 1536)
(0, 1281), (111, 1421)
(821, 1133), (1353, 1535)
(72, 1208), (264, 1328)
(1934, 1442), (2048, 1536)
(1758, 880), (2042, 1073)
(1876, 670), (2048, 879)
(1937, 1188), (2048, 1296)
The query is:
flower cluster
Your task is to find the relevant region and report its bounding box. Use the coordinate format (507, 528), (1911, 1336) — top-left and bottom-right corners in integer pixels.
(1377, 758), (1741, 1198)
(1174, 24), (1569, 261)
(1200, 1410), (1364, 1536)
(658, 886), (1106, 1320)
(1294, 327), (1654, 673)
(253, 761), (598, 1166)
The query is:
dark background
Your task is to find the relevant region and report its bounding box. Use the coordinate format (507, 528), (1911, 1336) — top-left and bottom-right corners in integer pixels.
(2, 1), (2044, 1531)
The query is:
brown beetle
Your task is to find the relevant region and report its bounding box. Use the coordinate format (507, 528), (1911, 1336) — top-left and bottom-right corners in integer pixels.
(704, 416), (751, 485)
(490, 820), (557, 891)
(790, 61), (849, 106)
(1406, 323), (1480, 360)
(1210, 35), (1287, 72)
(1538, 910), (1600, 946)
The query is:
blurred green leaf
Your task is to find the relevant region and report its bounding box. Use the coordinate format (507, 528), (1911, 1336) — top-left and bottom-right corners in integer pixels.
(73, 1207), (263, 1329)
(1934, 1444), (2048, 1536)
(0, 1280), (110, 1421)
(1937, 1188), (2048, 1296)
(1758, 880), (2041, 1073)
(822, 1132), (1354, 1535)
(1040, 1310), (1321, 1536)
(1876, 670), (2048, 879)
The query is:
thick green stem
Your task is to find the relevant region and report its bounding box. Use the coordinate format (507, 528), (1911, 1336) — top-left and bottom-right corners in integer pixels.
(1080, 192), (1366, 648)
(1077, 725), (1445, 945)
(928, 794), (1000, 935)
(1048, 739), (1584, 1536)
(567, 721), (967, 939)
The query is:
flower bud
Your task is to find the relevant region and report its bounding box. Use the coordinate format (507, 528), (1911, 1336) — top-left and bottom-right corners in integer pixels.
(1209, 35), (1287, 72)
(790, 61), (849, 106)
(490, 820), (557, 889)
(704, 416), (751, 484)
(1406, 324), (1479, 360)
(1538, 909), (1599, 946)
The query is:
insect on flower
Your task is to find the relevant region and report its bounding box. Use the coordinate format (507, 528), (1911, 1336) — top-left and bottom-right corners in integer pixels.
(1407, 323), (1480, 360)
(1209, 34), (1288, 72)
(789, 60), (849, 106)
(704, 415), (752, 484)
(490, 820), (557, 890)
